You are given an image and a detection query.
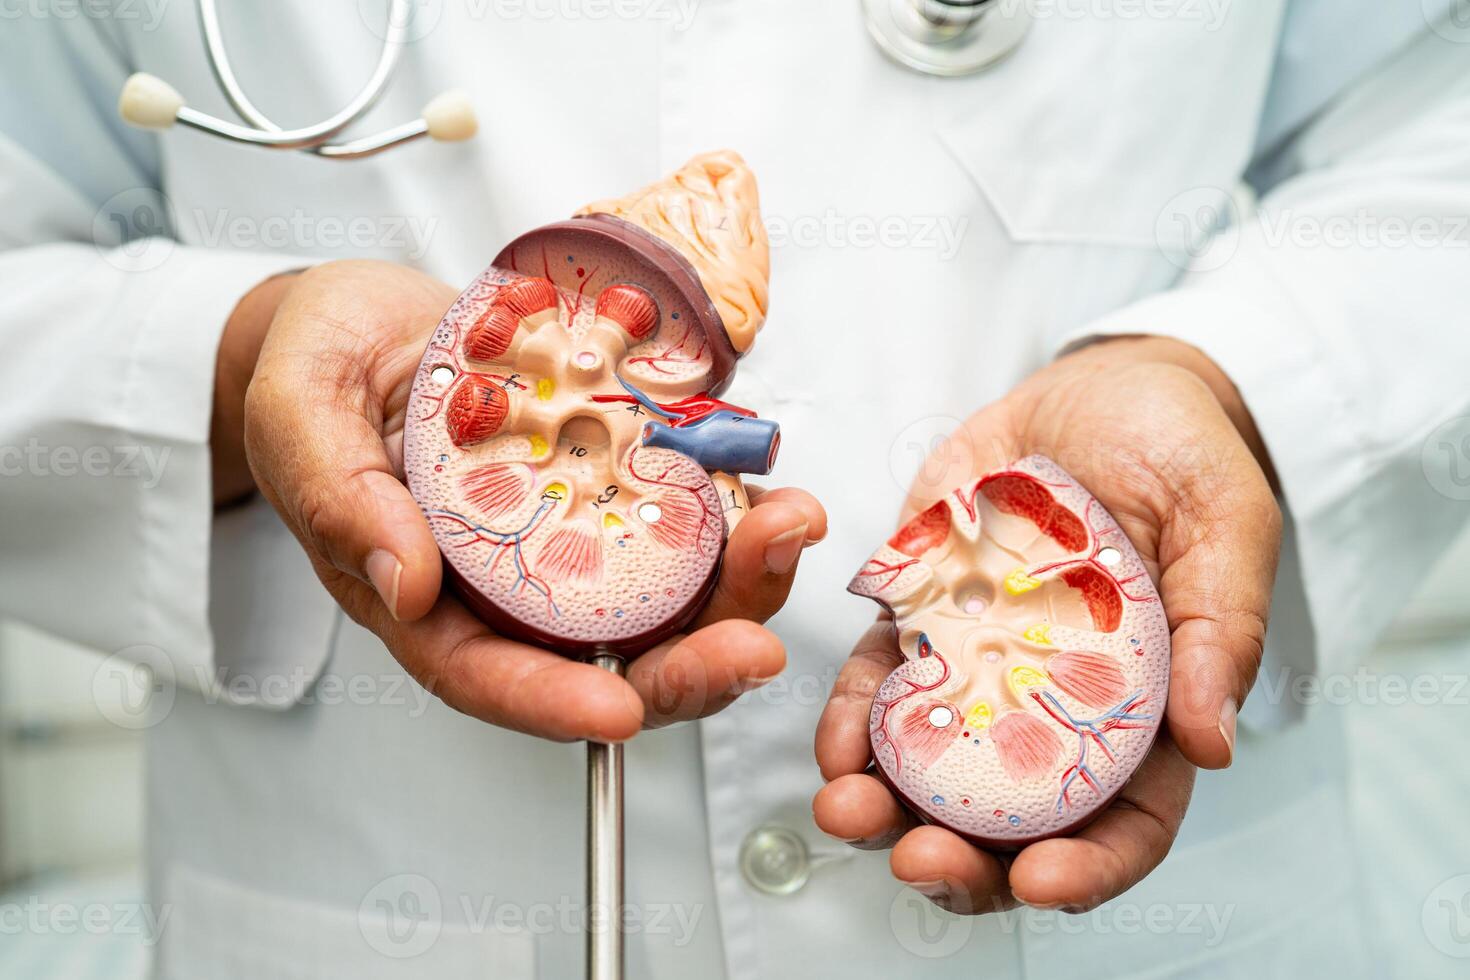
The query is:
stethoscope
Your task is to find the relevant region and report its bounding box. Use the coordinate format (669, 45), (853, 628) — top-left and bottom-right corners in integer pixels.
(864, 0), (1033, 76)
(118, 0), (476, 159)
(118, 0), (1026, 159)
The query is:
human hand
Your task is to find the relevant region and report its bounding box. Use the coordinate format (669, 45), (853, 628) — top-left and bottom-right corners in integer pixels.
(813, 336), (1281, 914)
(226, 260), (825, 740)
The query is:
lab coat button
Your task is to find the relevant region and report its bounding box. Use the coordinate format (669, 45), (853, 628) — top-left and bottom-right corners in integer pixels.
(738, 825), (810, 896)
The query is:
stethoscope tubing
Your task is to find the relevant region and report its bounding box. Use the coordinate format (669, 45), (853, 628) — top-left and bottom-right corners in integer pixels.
(182, 0), (410, 151)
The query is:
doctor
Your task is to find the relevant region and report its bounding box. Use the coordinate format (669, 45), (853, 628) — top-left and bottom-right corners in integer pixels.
(3, 1), (1469, 978)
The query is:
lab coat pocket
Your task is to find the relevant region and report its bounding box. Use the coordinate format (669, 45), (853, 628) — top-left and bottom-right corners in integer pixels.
(159, 863), (536, 980)
(933, 3), (1283, 251)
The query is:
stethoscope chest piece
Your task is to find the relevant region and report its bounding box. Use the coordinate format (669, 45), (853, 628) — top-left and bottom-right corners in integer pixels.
(863, 0), (1032, 76)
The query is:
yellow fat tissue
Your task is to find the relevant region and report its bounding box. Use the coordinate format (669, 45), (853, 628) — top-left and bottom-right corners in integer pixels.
(1005, 567), (1042, 595)
(1007, 665), (1050, 701)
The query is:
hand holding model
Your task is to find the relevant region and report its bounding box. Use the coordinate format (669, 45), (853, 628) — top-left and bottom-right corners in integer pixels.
(223, 154), (825, 741)
(815, 336), (1282, 915)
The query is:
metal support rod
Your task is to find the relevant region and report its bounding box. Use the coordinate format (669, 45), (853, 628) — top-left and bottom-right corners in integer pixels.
(587, 653), (625, 980)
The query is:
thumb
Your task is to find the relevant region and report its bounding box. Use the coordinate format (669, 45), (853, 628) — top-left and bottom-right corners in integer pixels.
(244, 342), (442, 625)
(1158, 449), (1283, 770)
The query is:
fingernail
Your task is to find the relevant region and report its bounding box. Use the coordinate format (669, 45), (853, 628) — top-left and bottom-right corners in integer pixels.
(366, 549), (402, 620)
(733, 672), (781, 694)
(1218, 697), (1238, 765)
(906, 880), (955, 909)
(763, 524), (807, 575)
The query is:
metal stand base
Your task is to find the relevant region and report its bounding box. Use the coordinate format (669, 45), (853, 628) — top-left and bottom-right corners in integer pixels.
(587, 654), (626, 980)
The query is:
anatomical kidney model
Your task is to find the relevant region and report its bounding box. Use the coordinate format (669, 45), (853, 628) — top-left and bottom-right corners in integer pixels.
(403, 152), (776, 657)
(848, 456), (1170, 848)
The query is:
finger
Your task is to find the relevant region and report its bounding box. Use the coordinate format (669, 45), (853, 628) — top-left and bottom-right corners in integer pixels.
(890, 826), (1015, 916)
(812, 773), (919, 850)
(625, 618), (786, 728)
(691, 493), (826, 628)
(900, 400), (1020, 523)
(245, 332), (442, 623)
(745, 485), (828, 544)
(1007, 735), (1195, 912)
(381, 595), (645, 742)
(1159, 451), (1282, 769)
(815, 619), (903, 780)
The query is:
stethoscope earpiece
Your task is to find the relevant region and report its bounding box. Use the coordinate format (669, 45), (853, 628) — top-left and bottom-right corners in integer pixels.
(421, 90), (478, 143)
(118, 72), (185, 131)
(116, 0), (477, 159)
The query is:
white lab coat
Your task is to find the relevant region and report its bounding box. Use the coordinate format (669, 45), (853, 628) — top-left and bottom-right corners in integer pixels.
(2, 2), (1468, 977)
